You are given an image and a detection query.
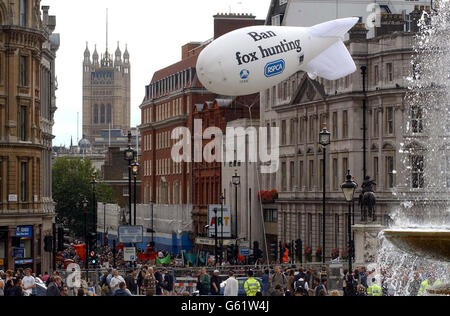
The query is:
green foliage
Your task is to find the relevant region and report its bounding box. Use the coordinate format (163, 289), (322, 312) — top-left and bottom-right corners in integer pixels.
(52, 157), (115, 238)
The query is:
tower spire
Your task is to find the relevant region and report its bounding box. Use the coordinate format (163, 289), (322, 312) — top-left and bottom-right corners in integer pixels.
(106, 8), (109, 54)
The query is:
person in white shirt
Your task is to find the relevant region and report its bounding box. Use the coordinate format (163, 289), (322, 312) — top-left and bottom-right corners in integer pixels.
(21, 268), (36, 296)
(109, 270), (125, 294)
(223, 271), (239, 296)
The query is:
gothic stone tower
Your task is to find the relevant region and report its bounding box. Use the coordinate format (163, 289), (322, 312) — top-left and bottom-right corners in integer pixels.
(82, 42), (130, 143)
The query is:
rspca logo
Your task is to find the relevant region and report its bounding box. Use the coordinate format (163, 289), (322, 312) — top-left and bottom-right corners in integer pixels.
(240, 69), (250, 80)
(264, 59), (285, 77)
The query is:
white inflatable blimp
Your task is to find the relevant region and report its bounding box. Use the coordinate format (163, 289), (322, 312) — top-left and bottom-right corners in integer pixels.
(197, 17), (359, 96)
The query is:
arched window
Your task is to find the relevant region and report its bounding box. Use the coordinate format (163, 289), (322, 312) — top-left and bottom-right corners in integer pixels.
(101, 104), (105, 124)
(107, 104), (112, 124)
(93, 104), (98, 124)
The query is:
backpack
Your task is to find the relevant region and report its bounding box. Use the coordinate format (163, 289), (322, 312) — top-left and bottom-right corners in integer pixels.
(293, 279), (309, 296)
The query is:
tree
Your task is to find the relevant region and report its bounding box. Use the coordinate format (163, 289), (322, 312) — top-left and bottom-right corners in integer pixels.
(52, 157), (115, 238)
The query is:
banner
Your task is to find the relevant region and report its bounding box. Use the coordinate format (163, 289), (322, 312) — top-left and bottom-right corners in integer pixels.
(74, 244), (86, 262)
(156, 255), (171, 265)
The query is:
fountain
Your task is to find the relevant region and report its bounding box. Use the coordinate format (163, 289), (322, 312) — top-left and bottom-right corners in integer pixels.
(378, 1), (450, 295)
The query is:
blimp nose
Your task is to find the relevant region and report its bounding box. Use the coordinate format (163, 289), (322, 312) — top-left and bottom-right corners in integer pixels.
(196, 50), (224, 92)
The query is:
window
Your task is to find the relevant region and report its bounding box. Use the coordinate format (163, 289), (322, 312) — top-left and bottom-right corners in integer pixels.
(281, 120), (286, 145)
(333, 158), (338, 190)
(281, 162), (287, 191)
(20, 106), (26, 141)
(101, 104), (105, 124)
(21, 162), (27, 202)
(299, 160), (304, 190)
(307, 214), (313, 246)
(386, 156), (395, 188)
(309, 116), (314, 142)
(373, 109), (379, 137)
(20, 56), (27, 86)
(386, 107), (394, 134)
(374, 65), (379, 84)
(265, 90), (270, 109)
(334, 215), (340, 249)
(271, 86), (276, 106)
(343, 158), (348, 180)
(318, 214), (323, 246)
(290, 161), (295, 191)
(411, 106), (423, 134)
(264, 209), (278, 223)
(309, 160), (314, 190)
(107, 104), (112, 124)
(20, 0), (27, 26)
(373, 157), (379, 183)
(343, 111), (348, 138)
(332, 112), (338, 139)
(299, 119), (305, 143)
(290, 119), (295, 144)
(93, 105), (98, 124)
(387, 63), (393, 82)
(411, 155), (424, 189)
(123, 186), (129, 197)
(319, 159), (324, 191)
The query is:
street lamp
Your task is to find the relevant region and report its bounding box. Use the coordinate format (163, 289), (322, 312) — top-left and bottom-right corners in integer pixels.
(232, 170), (240, 240)
(124, 131), (135, 226)
(82, 197), (89, 270)
(219, 195), (225, 265)
(131, 158), (140, 226)
(341, 170), (358, 273)
(319, 123), (331, 264)
(91, 175), (97, 245)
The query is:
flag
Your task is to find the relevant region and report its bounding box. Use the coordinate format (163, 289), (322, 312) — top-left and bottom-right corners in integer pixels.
(156, 254), (171, 265)
(74, 244), (86, 262)
(282, 249), (289, 263)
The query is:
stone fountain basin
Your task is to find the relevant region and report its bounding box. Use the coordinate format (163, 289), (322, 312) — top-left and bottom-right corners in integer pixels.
(383, 229), (450, 262)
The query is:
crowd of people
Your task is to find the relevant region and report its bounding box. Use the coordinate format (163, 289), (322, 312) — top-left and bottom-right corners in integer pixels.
(1, 248), (447, 297)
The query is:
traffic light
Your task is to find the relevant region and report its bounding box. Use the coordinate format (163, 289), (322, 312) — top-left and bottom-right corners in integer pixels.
(226, 245), (234, 262)
(89, 250), (98, 265)
(44, 236), (53, 252)
(87, 232), (97, 250)
(253, 241), (263, 261)
(269, 243), (278, 262)
(295, 239), (303, 262)
(279, 241), (283, 263)
(57, 227), (68, 251)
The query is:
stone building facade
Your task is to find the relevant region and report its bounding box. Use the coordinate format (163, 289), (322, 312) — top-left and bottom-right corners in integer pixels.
(0, 1), (59, 273)
(140, 14), (264, 246)
(82, 41), (130, 144)
(260, 13), (425, 262)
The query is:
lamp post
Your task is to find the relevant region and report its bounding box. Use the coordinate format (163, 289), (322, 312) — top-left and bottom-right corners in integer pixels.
(131, 159), (140, 226)
(124, 131), (135, 226)
(341, 170), (358, 273)
(232, 170), (240, 240)
(82, 197), (89, 270)
(103, 202), (107, 246)
(219, 195), (225, 265)
(361, 66), (368, 180)
(91, 175), (97, 246)
(150, 200), (154, 244)
(319, 123), (331, 264)
(214, 207), (218, 266)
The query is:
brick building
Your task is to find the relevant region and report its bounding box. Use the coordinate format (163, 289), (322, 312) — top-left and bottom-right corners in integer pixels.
(140, 13), (264, 248)
(192, 95), (260, 238)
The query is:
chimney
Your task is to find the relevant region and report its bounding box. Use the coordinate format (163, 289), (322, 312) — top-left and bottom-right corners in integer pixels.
(409, 5), (432, 33)
(213, 13), (264, 40)
(374, 13), (405, 37)
(41, 5), (49, 25)
(348, 22), (369, 41)
(181, 42), (202, 60)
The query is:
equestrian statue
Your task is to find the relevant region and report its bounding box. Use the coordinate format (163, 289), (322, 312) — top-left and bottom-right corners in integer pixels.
(359, 176), (377, 222)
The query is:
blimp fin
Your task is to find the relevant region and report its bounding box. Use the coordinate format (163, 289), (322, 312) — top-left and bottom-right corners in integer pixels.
(303, 41), (357, 81)
(308, 17), (359, 39)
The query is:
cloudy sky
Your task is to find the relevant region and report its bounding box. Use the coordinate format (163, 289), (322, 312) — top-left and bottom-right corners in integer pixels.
(43, 0), (271, 146)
